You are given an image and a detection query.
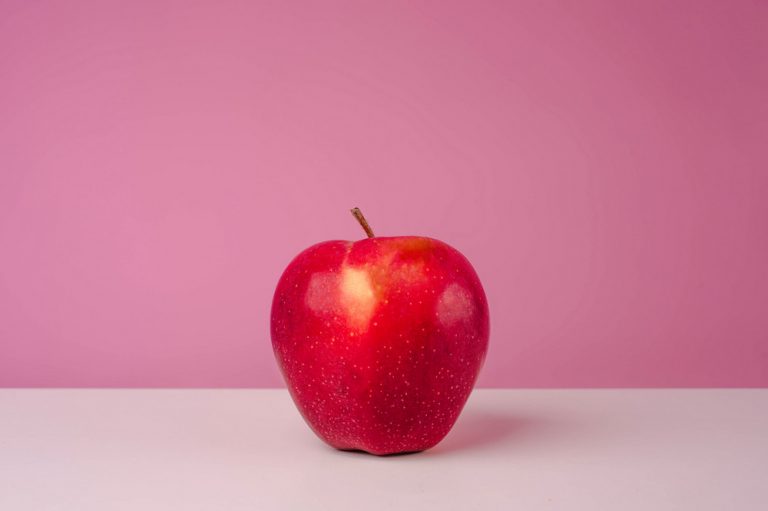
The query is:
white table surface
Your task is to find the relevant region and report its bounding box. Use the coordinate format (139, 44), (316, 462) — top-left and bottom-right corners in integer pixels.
(1, 389), (766, 510)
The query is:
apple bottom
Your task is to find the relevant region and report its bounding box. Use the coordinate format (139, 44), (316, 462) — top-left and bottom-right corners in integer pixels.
(284, 364), (477, 456)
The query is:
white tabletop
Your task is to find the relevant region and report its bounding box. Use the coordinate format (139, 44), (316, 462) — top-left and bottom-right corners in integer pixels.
(1, 389), (766, 510)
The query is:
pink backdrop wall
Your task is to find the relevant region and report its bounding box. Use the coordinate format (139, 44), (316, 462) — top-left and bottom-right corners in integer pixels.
(2, 1), (767, 387)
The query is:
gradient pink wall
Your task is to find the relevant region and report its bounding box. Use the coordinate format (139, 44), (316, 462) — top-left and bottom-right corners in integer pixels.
(2, 1), (767, 388)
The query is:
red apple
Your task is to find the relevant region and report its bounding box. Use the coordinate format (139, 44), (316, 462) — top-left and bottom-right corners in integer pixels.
(270, 209), (489, 455)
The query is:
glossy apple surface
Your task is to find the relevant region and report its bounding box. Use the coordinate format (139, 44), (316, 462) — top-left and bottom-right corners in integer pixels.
(271, 236), (489, 455)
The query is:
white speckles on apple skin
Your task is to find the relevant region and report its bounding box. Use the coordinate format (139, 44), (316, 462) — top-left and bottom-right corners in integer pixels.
(270, 237), (489, 455)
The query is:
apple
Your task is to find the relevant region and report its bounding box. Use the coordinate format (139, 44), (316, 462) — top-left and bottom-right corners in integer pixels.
(270, 208), (489, 455)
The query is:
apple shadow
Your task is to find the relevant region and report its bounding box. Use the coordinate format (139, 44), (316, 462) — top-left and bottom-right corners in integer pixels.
(428, 409), (539, 456)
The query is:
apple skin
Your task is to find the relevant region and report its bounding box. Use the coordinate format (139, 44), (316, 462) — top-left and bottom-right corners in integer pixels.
(270, 236), (489, 455)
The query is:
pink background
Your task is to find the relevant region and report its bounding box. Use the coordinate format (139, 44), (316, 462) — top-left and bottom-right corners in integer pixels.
(1, 1), (766, 388)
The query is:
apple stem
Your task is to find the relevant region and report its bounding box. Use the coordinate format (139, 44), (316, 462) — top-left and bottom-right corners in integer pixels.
(350, 208), (375, 238)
